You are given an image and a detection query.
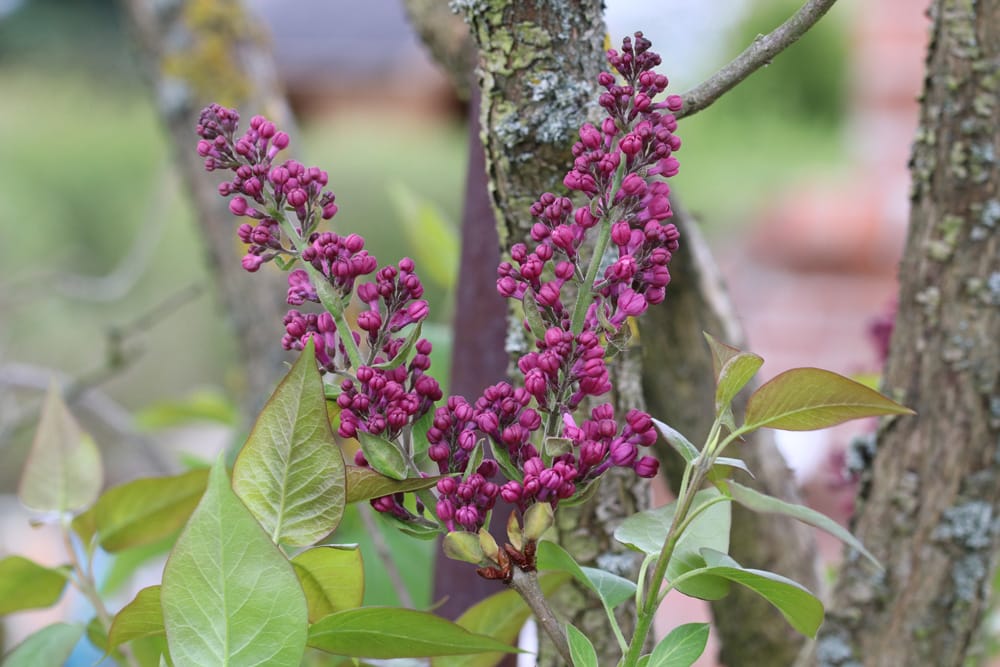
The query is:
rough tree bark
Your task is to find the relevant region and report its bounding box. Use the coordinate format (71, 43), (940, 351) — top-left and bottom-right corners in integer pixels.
(808, 2), (1000, 665)
(121, 0), (292, 422)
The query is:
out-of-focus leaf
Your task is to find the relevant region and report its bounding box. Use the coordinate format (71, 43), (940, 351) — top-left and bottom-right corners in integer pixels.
(388, 182), (458, 289)
(2, 622), (83, 667)
(0, 556), (69, 614)
(133, 389), (237, 430)
(19, 382), (102, 514)
(107, 585), (164, 652)
(292, 546), (365, 622)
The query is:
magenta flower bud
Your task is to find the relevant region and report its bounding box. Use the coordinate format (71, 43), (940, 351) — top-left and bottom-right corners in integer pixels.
(523, 457), (545, 476)
(611, 442), (637, 467)
(620, 133), (643, 157)
(620, 173), (647, 197)
(456, 507), (480, 530)
(353, 450), (367, 467)
(602, 117), (617, 137)
(357, 310), (382, 332)
(428, 444), (450, 462)
(500, 481), (523, 504)
(476, 412), (499, 433)
(574, 206), (597, 229)
(634, 456), (659, 478)
(269, 166), (289, 185)
(634, 93), (652, 111)
(322, 202), (339, 219)
(407, 300), (429, 321)
(666, 94), (683, 111)
(437, 477), (457, 495)
(579, 123), (602, 149)
(229, 196), (248, 216)
(241, 253), (264, 272)
(478, 460), (499, 478)
(436, 499), (455, 521)
(536, 282), (561, 307)
(619, 289), (648, 318)
(581, 440), (608, 466)
(272, 131), (289, 149)
(539, 469), (562, 490)
(598, 71), (615, 87)
(524, 369), (547, 400)
(519, 408), (542, 431)
(287, 188), (308, 207)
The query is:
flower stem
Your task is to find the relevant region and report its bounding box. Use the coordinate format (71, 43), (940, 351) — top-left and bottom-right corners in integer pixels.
(570, 218), (613, 335)
(508, 567), (572, 664)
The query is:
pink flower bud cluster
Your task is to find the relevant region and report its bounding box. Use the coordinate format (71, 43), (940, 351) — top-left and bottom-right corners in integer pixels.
(338, 338), (442, 442)
(281, 310), (359, 373)
(196, 104), (337, 274)
(435, 460), (501, 532)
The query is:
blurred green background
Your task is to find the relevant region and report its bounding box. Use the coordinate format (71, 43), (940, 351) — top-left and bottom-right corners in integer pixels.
(0, 0), (851, 616)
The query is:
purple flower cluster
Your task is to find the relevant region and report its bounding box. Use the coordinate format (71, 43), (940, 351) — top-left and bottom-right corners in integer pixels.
(197, 31), (680, 538)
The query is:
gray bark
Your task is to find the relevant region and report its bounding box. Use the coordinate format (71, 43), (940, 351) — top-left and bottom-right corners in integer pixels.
(808, 2), (1000, 665)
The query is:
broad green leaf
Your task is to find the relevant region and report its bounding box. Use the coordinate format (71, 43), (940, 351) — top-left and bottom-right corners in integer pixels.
(715, 352), (763, 412)
(108, 586), (164, 652)
(161, 457), (308, 666)
(443, 531), (485, 564)
(567, 623), (599, 667)
(536, 540), (636, 608)
(71, 506), (98, 546)
(233, 338), (346, 546)
(433, 572), (570, 667)
(722, 480), (879, 568)
(0, 556), (69, 614)
(744, 367), (914, 431)
(699, 549), (824, 637)
(614, 489), (731, 599)
(291, 546), (365, 622)
(356, 431), (408, 481)
(19, 382), (102, 514)
(2, 622), (83, 667)
(648, 623), (709, 667)
(652, 418), (699, 463)
(308, 607), (520, 658)
(388, 182), (458, 288)
(93, 469), (208, 552)
(345, 465), (445, 503)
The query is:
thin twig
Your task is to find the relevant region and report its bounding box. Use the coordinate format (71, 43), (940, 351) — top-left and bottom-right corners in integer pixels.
(508, 567), (572, 665)
(677, 0), (841, 119)
(357, 503), (415, 608)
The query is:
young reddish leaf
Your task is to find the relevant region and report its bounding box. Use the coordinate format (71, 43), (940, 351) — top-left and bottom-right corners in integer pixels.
(107, 586), (164, 652)
(291, 546), (364, 622)
(344, 465), (445, 503)
(307, 607), (521, 658)
(93, 469), (208, 552)
(722, 480), (879, 568)
(357, 431), (408, 481)
(432, 572), (570, 667)
(703, 332), (742, 383)
(161, 457), (308, 666)
(2, 622), (84, 667)
(233, 338), (347, 546)
(744, 367), (914, 431)
(0, 556), (69, 614)
(19, 382), (102, 515)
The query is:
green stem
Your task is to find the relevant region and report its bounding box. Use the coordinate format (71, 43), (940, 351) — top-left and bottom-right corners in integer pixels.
(61, 520), (139, 667)
(569, 218), (613, 335)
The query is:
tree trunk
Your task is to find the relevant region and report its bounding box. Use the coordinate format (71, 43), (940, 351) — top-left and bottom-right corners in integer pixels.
(121, 0), (292, 423)
(810, 2), (1000, 665)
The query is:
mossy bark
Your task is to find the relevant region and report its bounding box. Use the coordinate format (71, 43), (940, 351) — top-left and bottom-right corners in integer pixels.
(807, 2), (1000, 665)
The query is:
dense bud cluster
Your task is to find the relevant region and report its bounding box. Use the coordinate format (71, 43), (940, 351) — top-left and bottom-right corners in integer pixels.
(197, 31), (680, 537)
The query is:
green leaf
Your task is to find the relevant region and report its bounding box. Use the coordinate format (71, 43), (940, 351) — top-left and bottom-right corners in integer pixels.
(161, 457), (308, 666)
(19, 382), (102, 514)
(373, 322), (422, 371)
(722, 480), (879, 568)
(652, 419), (699, 463)
(0, 556), (69, 614)
(2, 622), (83, 667)
(388, 182), (458, 289)
(744, 367), (914, 431)
(536, 540), (636, 608)
(443, 531), (486, 564)
(703, 332), (741, 382)
(345, 465), (445, 503)
(71, 506), (98, 546)
(522, 289), (549, 341)
(134, 389), (237, 430)
(308, 607), (521, 658)
(232, 338), (347, 546)
(374, 510), (442, 540)
(715, 352), (764, 412)
(93, 469), (208, 552)
(432, 572), (569, 667)
(108, 586), (164, 652)
(698, 549), (824, 637)
(291, 546), (365, 622)
(356, 431), (408, 481)
(566, 623), (599, 667)
(410, 408), (435, 464)
(614, 489), (732, 599)
(648, 623), (709, 667)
